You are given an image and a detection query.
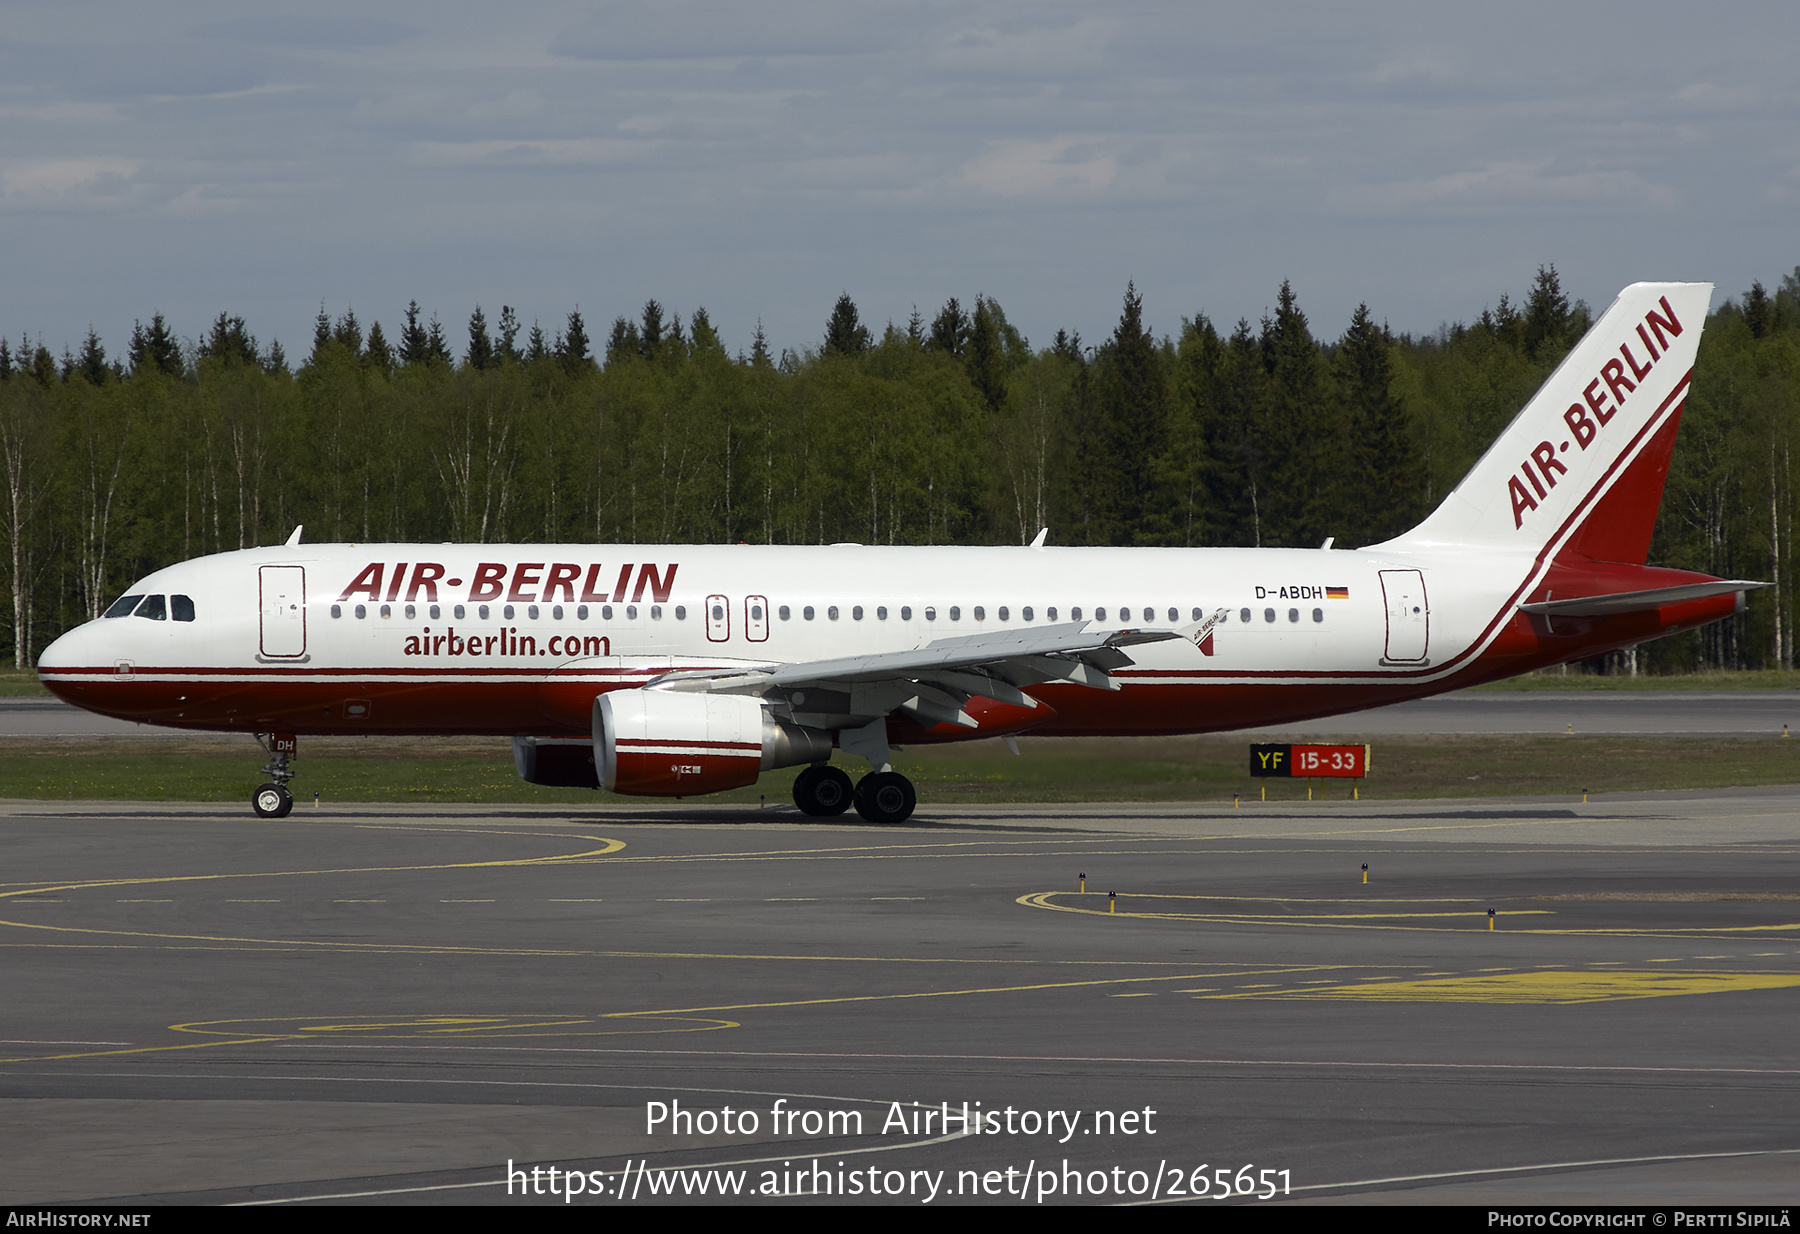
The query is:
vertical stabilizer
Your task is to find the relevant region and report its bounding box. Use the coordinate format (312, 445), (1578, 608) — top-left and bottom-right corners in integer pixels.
(1385, 282), (1711, 562)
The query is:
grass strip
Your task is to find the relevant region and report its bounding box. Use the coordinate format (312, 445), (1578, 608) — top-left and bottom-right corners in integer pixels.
(2, 733), (1797, 805)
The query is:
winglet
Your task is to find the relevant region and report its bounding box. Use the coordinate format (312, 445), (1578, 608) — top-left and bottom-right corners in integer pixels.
(285, 525), (304, 547)
(1029, 528), (1048, 548)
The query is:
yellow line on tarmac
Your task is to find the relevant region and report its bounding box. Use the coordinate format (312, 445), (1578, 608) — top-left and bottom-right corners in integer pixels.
(594, 965), (1350, 1020)
(1207, 971), (1800, 1004)
(1017, 892), (1800, 938)
(0, 835), (626, 903)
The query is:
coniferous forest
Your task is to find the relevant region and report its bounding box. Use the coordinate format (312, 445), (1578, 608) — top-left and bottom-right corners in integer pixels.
(3, 266), (1797, 675)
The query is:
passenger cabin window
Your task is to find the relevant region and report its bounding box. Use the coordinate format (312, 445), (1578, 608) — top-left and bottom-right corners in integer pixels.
(104, 594), (144, 618)
(135, 595), (167, 621)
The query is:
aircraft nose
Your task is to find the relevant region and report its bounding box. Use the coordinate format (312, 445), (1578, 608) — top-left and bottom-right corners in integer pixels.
(36, 620), (114, 702)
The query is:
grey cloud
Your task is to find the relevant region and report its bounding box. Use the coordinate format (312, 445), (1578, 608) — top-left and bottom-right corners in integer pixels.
(551, 2), (896, 61)
(185, 16), (422, 49)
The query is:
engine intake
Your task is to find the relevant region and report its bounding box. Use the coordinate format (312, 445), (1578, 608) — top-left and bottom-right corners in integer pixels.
(594, 689), (831, 797)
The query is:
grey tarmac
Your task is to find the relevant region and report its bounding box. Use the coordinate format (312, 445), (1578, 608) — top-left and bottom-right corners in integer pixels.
(2, 790), (1798, 1206)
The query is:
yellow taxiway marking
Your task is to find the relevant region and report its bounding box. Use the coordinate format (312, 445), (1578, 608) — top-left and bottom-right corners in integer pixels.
(1018, 891), (1800, 938)
(1203, 971), (1800, 1004)
(1016, 891), (1549, 924)
(0, 834), (627, 904)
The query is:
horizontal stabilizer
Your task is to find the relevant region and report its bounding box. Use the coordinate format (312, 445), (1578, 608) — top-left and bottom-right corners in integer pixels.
(1519, 580), (1766, 617)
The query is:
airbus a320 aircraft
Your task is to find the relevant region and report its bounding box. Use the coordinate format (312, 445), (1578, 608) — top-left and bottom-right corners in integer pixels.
(39, 283), (1758, 823)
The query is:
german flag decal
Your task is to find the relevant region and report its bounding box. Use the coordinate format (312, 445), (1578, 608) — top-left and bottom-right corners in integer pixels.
(1326, 586), (1349, 599)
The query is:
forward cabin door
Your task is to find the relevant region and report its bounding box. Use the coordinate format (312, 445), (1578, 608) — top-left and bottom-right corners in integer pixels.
(259, 565), (307, 658)
(1379, 569), (1429, 662)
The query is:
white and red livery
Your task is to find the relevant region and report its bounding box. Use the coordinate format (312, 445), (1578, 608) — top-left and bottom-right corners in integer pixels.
(39, 283), (1757, 821)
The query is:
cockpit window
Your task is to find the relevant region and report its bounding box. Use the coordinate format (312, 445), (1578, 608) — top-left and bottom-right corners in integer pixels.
(104, 594), (144, 618)
(134, 595), (167, 621)
(171, 594), (195, 622)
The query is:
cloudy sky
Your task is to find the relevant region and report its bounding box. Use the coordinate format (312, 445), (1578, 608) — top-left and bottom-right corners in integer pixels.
(4, 1), (1796, 362)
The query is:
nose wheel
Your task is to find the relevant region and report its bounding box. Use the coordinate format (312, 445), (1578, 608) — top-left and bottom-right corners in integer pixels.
(252, 733), (298, 819)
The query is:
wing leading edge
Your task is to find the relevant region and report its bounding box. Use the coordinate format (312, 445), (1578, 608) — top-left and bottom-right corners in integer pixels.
(648, 620), (1190, 730)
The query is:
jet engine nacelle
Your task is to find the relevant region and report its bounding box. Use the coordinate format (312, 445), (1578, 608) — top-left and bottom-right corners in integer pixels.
(594, 689), (832, 797)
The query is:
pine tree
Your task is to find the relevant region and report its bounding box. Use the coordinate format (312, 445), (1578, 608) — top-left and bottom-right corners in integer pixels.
(1091, 283), (1171, 545)
(0, 337), (12, 381)
(333, 308), (363, 355)
(1522, 264), (1572, 359)
(823, 293), (871, 357)
(311, 305), (332, 362)
(1051, 329), (1084, 364)
(527, 321), (550, 365)
(129, 313), (184, 377)
(28, 342), (56, 386)
(75, 328), (109, 384)
(203, 313), (258, 366)
(1744, 281), (1772, 340)
(639, 301), (665, 360)
(750, 320), (772, 369)
(465, 305), (494, 370)
(928, 298), (967, 356)
(498, 306), (522, 363)
(426, 314), (453, 366)
(400, 301), (430, 366)
(1258, 280), (1332, 546)
(561, 308), (593, 373)
(606, 317), (639, 365)
(364, 321), (393, 372)
(690, 306), (722, 354)
(965, 296), (1007, 413)
(1336, 304), (1419, 544)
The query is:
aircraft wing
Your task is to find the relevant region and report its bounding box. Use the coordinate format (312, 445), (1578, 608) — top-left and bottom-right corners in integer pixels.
(649, 621), (1187, 728)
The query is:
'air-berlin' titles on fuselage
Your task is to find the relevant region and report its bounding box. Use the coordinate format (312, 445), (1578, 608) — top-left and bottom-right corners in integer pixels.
(1507, 295), (1686, 530)
(337, 561), (679, 605)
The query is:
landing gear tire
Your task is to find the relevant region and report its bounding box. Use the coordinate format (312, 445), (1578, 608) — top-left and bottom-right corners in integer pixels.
(253, 783), (294, 819)
(793, 765), (853, 816)
(854, 771), (916, 824)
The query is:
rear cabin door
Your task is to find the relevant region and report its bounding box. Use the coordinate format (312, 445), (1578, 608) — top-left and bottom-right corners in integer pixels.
(259, 565), (307, 658)
(1379, 569), (1429, 662)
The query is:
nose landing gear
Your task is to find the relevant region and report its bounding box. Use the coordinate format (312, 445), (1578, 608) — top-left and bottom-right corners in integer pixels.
(252, 733), (298, 818)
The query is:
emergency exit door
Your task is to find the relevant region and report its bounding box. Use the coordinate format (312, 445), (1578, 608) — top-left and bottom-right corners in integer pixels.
(705, 594), (731, 642)
(259, 565), (307, 658)
(1379, 569), (1429, 662)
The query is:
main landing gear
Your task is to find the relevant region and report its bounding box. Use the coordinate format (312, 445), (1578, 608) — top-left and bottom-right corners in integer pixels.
(791, 764), (917, 824)
(252, 733), (297, 819)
